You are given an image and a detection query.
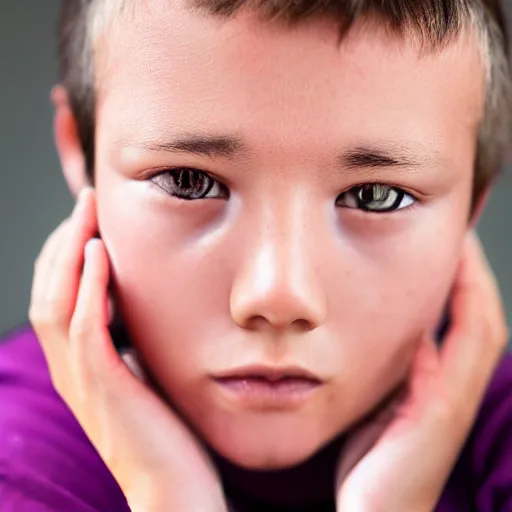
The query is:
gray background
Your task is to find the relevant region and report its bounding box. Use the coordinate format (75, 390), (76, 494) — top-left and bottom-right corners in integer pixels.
(0, 1), (511, 336)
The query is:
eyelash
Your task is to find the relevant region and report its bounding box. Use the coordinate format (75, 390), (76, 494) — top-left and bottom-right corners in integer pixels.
(150, 168), (417, 213)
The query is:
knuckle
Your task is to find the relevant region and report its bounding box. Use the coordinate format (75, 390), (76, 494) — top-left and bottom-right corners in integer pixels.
(29, 299), (67, 333)
(29, 304), (52, 331)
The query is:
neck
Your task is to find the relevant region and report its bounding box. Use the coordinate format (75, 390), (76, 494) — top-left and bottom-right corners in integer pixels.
(209, 434), (345, 509)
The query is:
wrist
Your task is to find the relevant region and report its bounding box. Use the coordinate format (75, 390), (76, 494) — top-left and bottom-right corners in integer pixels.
(337, 492), (433, 512)
(126, 484), (228, 512)
(129, 498), (227, 512)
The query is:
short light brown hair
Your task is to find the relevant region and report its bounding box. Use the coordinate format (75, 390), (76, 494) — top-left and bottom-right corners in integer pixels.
(58, 0), (511, 206)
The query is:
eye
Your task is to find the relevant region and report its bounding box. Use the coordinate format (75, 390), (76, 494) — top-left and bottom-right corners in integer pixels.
(151, 168), (229, 200)
(336, 184), (415, 213)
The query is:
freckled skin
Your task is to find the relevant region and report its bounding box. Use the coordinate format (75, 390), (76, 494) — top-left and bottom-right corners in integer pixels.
(86, 2), (484, 470)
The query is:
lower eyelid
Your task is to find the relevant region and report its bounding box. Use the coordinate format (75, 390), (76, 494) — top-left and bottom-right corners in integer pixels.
(339, 202), (421, 221)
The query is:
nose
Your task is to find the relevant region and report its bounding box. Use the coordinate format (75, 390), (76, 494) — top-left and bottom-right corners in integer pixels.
(230, 212), (326, 333)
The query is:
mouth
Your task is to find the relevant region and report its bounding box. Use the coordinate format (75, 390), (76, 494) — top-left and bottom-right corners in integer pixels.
(213, 365), (323, 410)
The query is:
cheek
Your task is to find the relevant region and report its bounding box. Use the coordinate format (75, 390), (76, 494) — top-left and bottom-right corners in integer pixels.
(325, 218), (466, 413)
(95, 192), (236, 383)
(336, 202), (467, 342)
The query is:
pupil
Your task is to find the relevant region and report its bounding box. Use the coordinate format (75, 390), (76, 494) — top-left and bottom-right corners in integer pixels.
(178, 170), (195, 190)
(174, 169), (210, 197)
(180, 171), (191, 189)
(359, 184), (389, 204)
(360, 186), (375, 203)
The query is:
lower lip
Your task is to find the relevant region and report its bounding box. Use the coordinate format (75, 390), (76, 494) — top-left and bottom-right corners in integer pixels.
(215, 377), (321, 409)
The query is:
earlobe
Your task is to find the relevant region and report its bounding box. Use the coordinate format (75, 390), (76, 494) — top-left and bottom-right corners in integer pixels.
(52, 85), (91, 197)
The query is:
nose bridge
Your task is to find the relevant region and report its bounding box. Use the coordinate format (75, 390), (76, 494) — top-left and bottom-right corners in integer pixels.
(230, 192), (326, 331)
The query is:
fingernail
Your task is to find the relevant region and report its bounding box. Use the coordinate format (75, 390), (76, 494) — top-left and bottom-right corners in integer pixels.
(79, 186), (94, 202)
(84, 238), (98, 258)
(73, 187), (93, 215)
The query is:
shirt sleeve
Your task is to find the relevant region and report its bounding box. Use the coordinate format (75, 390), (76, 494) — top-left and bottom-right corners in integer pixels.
(469, 351), (512, 511)
(0, 467), (102, 512)
(0, 326), (130, 512)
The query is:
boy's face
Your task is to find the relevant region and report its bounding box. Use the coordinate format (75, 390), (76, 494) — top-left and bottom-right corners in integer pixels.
(91, 2), (483, 469)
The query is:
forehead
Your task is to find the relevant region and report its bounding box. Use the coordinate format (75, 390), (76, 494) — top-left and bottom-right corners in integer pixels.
(93, 1), (485, 158)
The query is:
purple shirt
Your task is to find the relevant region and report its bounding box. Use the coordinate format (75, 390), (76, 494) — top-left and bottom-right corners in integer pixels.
(1, 325), (511, 511)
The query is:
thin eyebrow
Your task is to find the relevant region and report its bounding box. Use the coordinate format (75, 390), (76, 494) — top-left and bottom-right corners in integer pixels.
(117, 134), (245, 159)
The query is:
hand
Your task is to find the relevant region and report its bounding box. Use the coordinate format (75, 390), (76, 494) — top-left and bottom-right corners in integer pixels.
(29, 188), (227, 512)
(335, 232), (509, 512)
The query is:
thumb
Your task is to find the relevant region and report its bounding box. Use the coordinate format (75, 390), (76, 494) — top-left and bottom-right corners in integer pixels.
(336, 388), (404, 486)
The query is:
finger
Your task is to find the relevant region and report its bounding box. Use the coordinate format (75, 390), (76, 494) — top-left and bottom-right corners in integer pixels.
(441, 231), (508, 402)
(30, 188), (98, 377)
(336, 420), (387, 486)
(30, 188), (96, 321)
(336, 385), (407, 486)
(404, 334), (440, 408)
(30, 218), (71, 321)
(70, 238), (121, 390)
(29, 218), (76, 390)
(29, 219), (74, 380)
(46, 188), (98, 328)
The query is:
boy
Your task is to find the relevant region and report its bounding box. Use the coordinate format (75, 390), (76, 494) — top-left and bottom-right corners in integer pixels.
(1, 0), (511, 510)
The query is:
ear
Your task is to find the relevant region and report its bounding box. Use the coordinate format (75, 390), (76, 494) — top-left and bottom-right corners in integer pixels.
(52, 85), (91, 197)
(468, 184), (492, 229)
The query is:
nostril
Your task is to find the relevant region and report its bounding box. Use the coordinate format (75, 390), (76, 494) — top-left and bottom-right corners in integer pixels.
(243, 315), (315, 332)
(291, 318), (315, 331)
(244, 315), (268, 331)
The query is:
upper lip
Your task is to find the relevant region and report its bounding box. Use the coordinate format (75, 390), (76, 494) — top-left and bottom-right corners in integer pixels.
(214, 365), (322, 383)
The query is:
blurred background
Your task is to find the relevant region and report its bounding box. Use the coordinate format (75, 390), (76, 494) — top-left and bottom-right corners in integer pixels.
(0, 0), (511, 336)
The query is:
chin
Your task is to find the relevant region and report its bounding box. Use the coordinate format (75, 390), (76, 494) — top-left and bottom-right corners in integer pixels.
(222, 446), (315, 471)
(203, 417), (337, 470)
